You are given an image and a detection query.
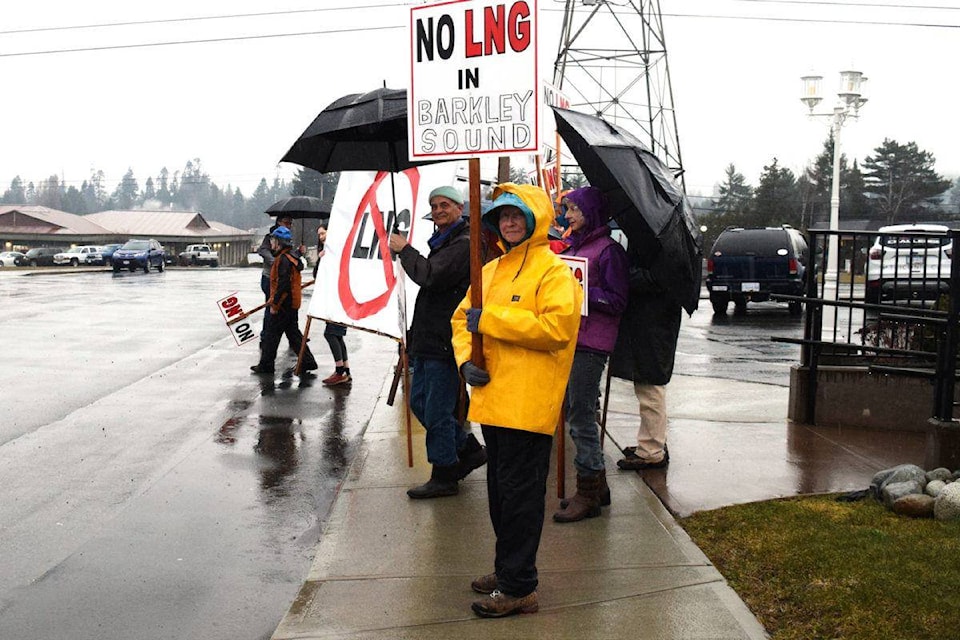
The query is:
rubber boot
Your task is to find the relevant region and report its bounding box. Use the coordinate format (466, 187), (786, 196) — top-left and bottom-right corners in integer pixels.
(407, 464), (460, 499)
(552, 473), (602, 522)
(560, 468), (610, 508)
(455, 433), (487, 480)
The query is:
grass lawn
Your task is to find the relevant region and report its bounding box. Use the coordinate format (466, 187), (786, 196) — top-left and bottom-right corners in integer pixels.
(681, 495), (960, 639)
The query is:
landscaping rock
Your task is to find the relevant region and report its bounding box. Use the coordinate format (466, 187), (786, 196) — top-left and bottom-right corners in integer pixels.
(871, 464), (927, 499)
(933, 482), (960, 521)
(925, 467), (953, 483)
(925, 480), (946, 498)
(882, 480), (923, 509)
(892, 494), (935, 518)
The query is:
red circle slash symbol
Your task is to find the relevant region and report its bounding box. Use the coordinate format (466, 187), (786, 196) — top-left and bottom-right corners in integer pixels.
(338, 169), (421, 319)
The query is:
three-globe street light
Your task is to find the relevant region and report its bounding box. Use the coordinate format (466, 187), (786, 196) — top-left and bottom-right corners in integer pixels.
(800, 70), (868, 279)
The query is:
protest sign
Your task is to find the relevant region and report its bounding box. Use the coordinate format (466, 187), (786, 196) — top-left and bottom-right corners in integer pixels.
(307, 164), (461, 339)
(408, 0), (539, 162)
(558, 255), (589, 316)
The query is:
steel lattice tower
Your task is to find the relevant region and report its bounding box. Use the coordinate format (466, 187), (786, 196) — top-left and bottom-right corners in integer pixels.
(552, 0), (686, 190)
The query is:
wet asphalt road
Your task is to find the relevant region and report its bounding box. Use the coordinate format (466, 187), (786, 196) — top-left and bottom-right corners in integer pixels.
(0, 267), (805, 639)
(0, 267), (396, 640)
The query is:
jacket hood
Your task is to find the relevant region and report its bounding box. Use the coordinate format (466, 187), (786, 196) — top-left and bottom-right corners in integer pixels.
(564, 186), (607, 234)
(482, 183), (553, 251)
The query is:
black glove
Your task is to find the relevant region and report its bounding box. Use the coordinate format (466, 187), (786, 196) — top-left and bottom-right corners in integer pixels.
(465, 307), (482, 333)
(461, 361), (490, 387)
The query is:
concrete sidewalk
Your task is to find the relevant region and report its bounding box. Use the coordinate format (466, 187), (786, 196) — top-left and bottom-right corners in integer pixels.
(271, 372), (769, 640)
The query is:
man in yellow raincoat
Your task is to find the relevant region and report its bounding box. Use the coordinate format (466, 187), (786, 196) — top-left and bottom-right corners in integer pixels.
(452, 183), (582, 618)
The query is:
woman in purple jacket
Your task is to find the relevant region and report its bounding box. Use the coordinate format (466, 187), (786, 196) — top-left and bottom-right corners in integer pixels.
(553, 186), (630, 523)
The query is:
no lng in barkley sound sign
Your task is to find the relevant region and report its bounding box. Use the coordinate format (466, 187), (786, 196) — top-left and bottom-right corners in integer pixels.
(408, 0), (539, 162)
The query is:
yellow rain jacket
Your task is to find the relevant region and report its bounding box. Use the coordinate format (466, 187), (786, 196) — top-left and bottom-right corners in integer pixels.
(452, 183), (582, 435)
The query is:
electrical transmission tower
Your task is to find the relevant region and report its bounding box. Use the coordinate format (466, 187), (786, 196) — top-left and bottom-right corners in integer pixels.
(552, 0), (686, 190)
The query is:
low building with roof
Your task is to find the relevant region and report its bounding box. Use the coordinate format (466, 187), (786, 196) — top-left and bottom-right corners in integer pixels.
(0, 205), (254, 266)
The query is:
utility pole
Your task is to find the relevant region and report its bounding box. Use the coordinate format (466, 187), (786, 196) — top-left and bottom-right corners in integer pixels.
(552, 0), (686, 190)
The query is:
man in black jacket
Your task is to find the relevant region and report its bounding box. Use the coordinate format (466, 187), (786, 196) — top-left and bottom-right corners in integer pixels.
(608, 258), (682, 470)
(389, 185), (486, 498)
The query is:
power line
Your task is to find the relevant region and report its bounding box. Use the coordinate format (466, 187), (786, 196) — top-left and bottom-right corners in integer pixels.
(0, 24), (402, 58)
(705, 0), (960, 9)
(0, 3), (410, 35)
(3, 4), (957, 58)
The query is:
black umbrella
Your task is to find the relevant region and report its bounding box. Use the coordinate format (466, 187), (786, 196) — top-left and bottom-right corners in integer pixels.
(552, 106), (703, 314)
(280, 87), (436, 174)
(265, 195), (330, 219)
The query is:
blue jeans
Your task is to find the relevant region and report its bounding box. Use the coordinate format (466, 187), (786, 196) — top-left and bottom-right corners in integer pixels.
(410, 356), (465, 466)
(565, 350), (608, 475)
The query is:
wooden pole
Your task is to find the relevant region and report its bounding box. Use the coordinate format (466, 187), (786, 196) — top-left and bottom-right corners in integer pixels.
(600, 365), (613, 448)
(469, 158), (484, 367)
(294, 316), (313, 376)
(402, 345), (413, 467)
(556, 407), (566, 499)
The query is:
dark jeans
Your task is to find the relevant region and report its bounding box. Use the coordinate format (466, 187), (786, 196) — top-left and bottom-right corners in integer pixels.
(260, 274), (272, 338)
(565, 350), (608, 475)
(481, 424), (553, 598)
(258, 307), (316, 371)
(410, 356), (465, 466)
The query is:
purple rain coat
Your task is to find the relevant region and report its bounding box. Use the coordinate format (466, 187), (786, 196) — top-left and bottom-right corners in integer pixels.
(562, 186), (630, 354)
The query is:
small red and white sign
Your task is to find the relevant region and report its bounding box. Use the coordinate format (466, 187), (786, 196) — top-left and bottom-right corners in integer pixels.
(217, 292), (257, 346)
(558, 255), (589, 316)
(409, 0), (540, 162)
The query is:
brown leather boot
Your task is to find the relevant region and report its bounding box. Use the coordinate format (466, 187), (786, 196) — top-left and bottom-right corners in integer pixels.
(560, 469), (610, 509)
(552, 473), (602, 523)
(471, 590), (539, 618)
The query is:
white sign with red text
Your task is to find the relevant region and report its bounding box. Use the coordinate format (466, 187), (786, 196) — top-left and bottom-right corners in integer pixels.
(217, 292), (258, 346)
(559, 255), (589, 316)
(409, 0), (539, 162)
(307, 164), (460, 339)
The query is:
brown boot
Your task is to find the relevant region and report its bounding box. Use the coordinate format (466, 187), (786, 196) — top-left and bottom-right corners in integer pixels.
(553, 473), (602, 523)
(471, 572), (497, 594)
(561, 469), (610, 509)
(471, 590), (539, 618)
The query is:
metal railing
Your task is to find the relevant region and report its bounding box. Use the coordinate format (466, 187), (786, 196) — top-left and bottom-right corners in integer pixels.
(772, 227), (960, 423)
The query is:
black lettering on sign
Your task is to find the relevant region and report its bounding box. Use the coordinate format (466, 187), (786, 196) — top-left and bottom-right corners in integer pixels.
(458, 67), (480, 90)
(416, 15), (456, 62)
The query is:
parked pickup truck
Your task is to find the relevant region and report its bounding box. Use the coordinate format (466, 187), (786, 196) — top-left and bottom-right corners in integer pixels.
(178, 244), (219, 267)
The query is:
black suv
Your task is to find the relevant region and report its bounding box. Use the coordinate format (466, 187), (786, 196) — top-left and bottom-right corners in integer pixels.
(24, 247), (62, 267)
(705, 226), (810, 315)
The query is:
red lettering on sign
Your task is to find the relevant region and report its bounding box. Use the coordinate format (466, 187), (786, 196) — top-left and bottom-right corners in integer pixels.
(508, 2), (531, 53)
(464, 2), (530, 58)
(220, 296), (238, 309)
(338, 169), (421, 319)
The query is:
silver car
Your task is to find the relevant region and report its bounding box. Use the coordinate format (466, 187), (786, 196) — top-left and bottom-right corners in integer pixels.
(865, 223), (952, 304)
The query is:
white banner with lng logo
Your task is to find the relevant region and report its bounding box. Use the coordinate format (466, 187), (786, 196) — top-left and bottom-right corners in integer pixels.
(307, 164), (461, 339)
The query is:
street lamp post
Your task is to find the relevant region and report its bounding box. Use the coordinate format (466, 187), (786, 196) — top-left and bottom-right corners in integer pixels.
(800, 70), (868, 279)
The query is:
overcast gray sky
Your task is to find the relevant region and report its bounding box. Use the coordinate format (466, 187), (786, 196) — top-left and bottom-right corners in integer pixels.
(2, 0), (957, 203)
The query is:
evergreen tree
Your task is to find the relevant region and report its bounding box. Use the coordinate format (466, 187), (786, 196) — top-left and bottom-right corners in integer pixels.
(37, 176), (64, 210)
(841, 160), (872, 220)
(142, 176), (156, 203)
(716, 163), (753, 219)
(156, 168), (172, 205)
(861, 138), (952, 224)
(2, 176), (26, 204)
(753, 158), (800, 228)
(289, 167), (338, 199)
(61, 185), (87, 214)
(25, 182), (37, 204)
(112, 168), (139, 209)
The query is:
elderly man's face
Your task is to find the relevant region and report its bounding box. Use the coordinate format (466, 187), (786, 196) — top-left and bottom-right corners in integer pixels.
(429, 196), (463, 231)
